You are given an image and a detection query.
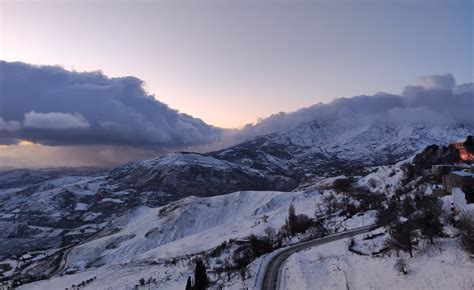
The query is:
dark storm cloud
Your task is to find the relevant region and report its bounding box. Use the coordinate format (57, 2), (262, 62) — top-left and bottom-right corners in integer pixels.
(0, 61), (472, 158)
(0, 61), (222, 147)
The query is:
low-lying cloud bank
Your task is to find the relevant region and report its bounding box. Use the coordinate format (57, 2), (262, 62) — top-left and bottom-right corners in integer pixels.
(0, 61), (222, 147)
(0, 60), (473, 167)
(237, 73), (473, 139)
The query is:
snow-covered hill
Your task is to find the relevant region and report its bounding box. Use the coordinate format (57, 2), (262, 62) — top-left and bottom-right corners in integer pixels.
(16, 187), (375, 290)
(109, 152), (297, 197)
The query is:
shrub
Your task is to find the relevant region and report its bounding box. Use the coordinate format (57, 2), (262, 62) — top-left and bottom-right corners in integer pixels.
(333, 177), (354, 193)
(394, 257), (409, 275)
(376, 200), (398, 226)
(248, 234), (272, 257)
(458, 216), (474, 256)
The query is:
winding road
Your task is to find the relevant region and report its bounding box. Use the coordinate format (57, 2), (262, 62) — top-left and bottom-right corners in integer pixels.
(259, 224), (379, 290)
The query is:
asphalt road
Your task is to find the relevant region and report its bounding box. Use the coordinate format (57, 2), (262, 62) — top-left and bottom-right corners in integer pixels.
(260, 224), (379, 290)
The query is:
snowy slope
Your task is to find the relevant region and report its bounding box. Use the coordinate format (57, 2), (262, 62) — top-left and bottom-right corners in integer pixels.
(64, 190), (320, 267)
(280, 231), (474, 290)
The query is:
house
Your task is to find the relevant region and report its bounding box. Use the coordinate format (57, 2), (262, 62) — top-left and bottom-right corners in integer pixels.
(431, 164), (471, 179)
(442, 170), (474, 194)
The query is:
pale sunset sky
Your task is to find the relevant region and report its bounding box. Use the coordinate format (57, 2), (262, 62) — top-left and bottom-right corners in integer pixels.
(1, 0), (472, 128)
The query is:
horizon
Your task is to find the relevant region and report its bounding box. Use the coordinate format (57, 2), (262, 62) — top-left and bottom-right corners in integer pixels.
(0, 0), (473, 168)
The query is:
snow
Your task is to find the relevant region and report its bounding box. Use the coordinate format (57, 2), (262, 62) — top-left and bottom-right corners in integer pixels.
(280, 231), (474, 290)
(100, 198), (124, 203)
(75, 203), (88, 211)
(453, 187), (474, 218)
(452, 170), (474, 177)
(141, 153), (244, 170)
(63, 191), (321, 268)
(358, 164), (404, 194)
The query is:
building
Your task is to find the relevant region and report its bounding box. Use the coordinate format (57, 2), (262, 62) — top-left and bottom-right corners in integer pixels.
(442, 170), (474, 194)
(431, 164), (471, 178)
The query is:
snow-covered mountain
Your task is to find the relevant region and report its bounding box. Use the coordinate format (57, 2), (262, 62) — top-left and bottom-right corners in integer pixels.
(212, 121), (472, 176)
(1, 119), (472, 287)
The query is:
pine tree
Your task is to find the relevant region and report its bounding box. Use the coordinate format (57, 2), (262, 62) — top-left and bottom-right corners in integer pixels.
(419, 212), (443, 244)
(185, 276), (193, 290)
(194, 259), (208, 290)
(387, 221), (418, 257)
(287, 203), (297, 235)
(416, 195), (443, 244)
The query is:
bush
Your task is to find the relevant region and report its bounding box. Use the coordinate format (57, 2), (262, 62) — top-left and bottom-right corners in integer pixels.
(376, 200), (398, 226)
(248, 234), (272, 257)
(333, 177), (354, 193)
(394, 257), (409, 275)
(458, 216), (474, 256)
(353, 189), (385, 212)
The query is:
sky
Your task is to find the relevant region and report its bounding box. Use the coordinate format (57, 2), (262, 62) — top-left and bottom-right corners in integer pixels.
(0, 0), (472, 168)
(1, 0), (472, 128)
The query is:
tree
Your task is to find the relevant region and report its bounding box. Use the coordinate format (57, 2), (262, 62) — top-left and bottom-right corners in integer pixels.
(387, 221), (418, 257)
(418, 212), (443, 244)
(376, 199), (398, 226)
(264, 227), (276, 241)
(194, 259), (208, 290)
(286, 203), (312, 236)
(401, 197), (416, 217)
(248, 234), (272, 257)
(415, 195), (443, 244)
(287, 203), (297, 235)
(333, 177), (354, 193)
(185, 276), (193, 290)
(458, 216), (474, 255)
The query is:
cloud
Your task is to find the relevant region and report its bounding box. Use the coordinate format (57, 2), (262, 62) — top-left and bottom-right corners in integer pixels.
(0, 61), (472, 168)
(0, 61), (222, 148)
(236, 74), (473, 139)
(23, 111), (90, 129)
(0, 117), (21, 132)
(415, 73), (455, 90)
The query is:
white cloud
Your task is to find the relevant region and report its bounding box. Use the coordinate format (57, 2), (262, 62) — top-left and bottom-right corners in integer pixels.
(415, 73), (455, 90)
(23, 111), (90, 129)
